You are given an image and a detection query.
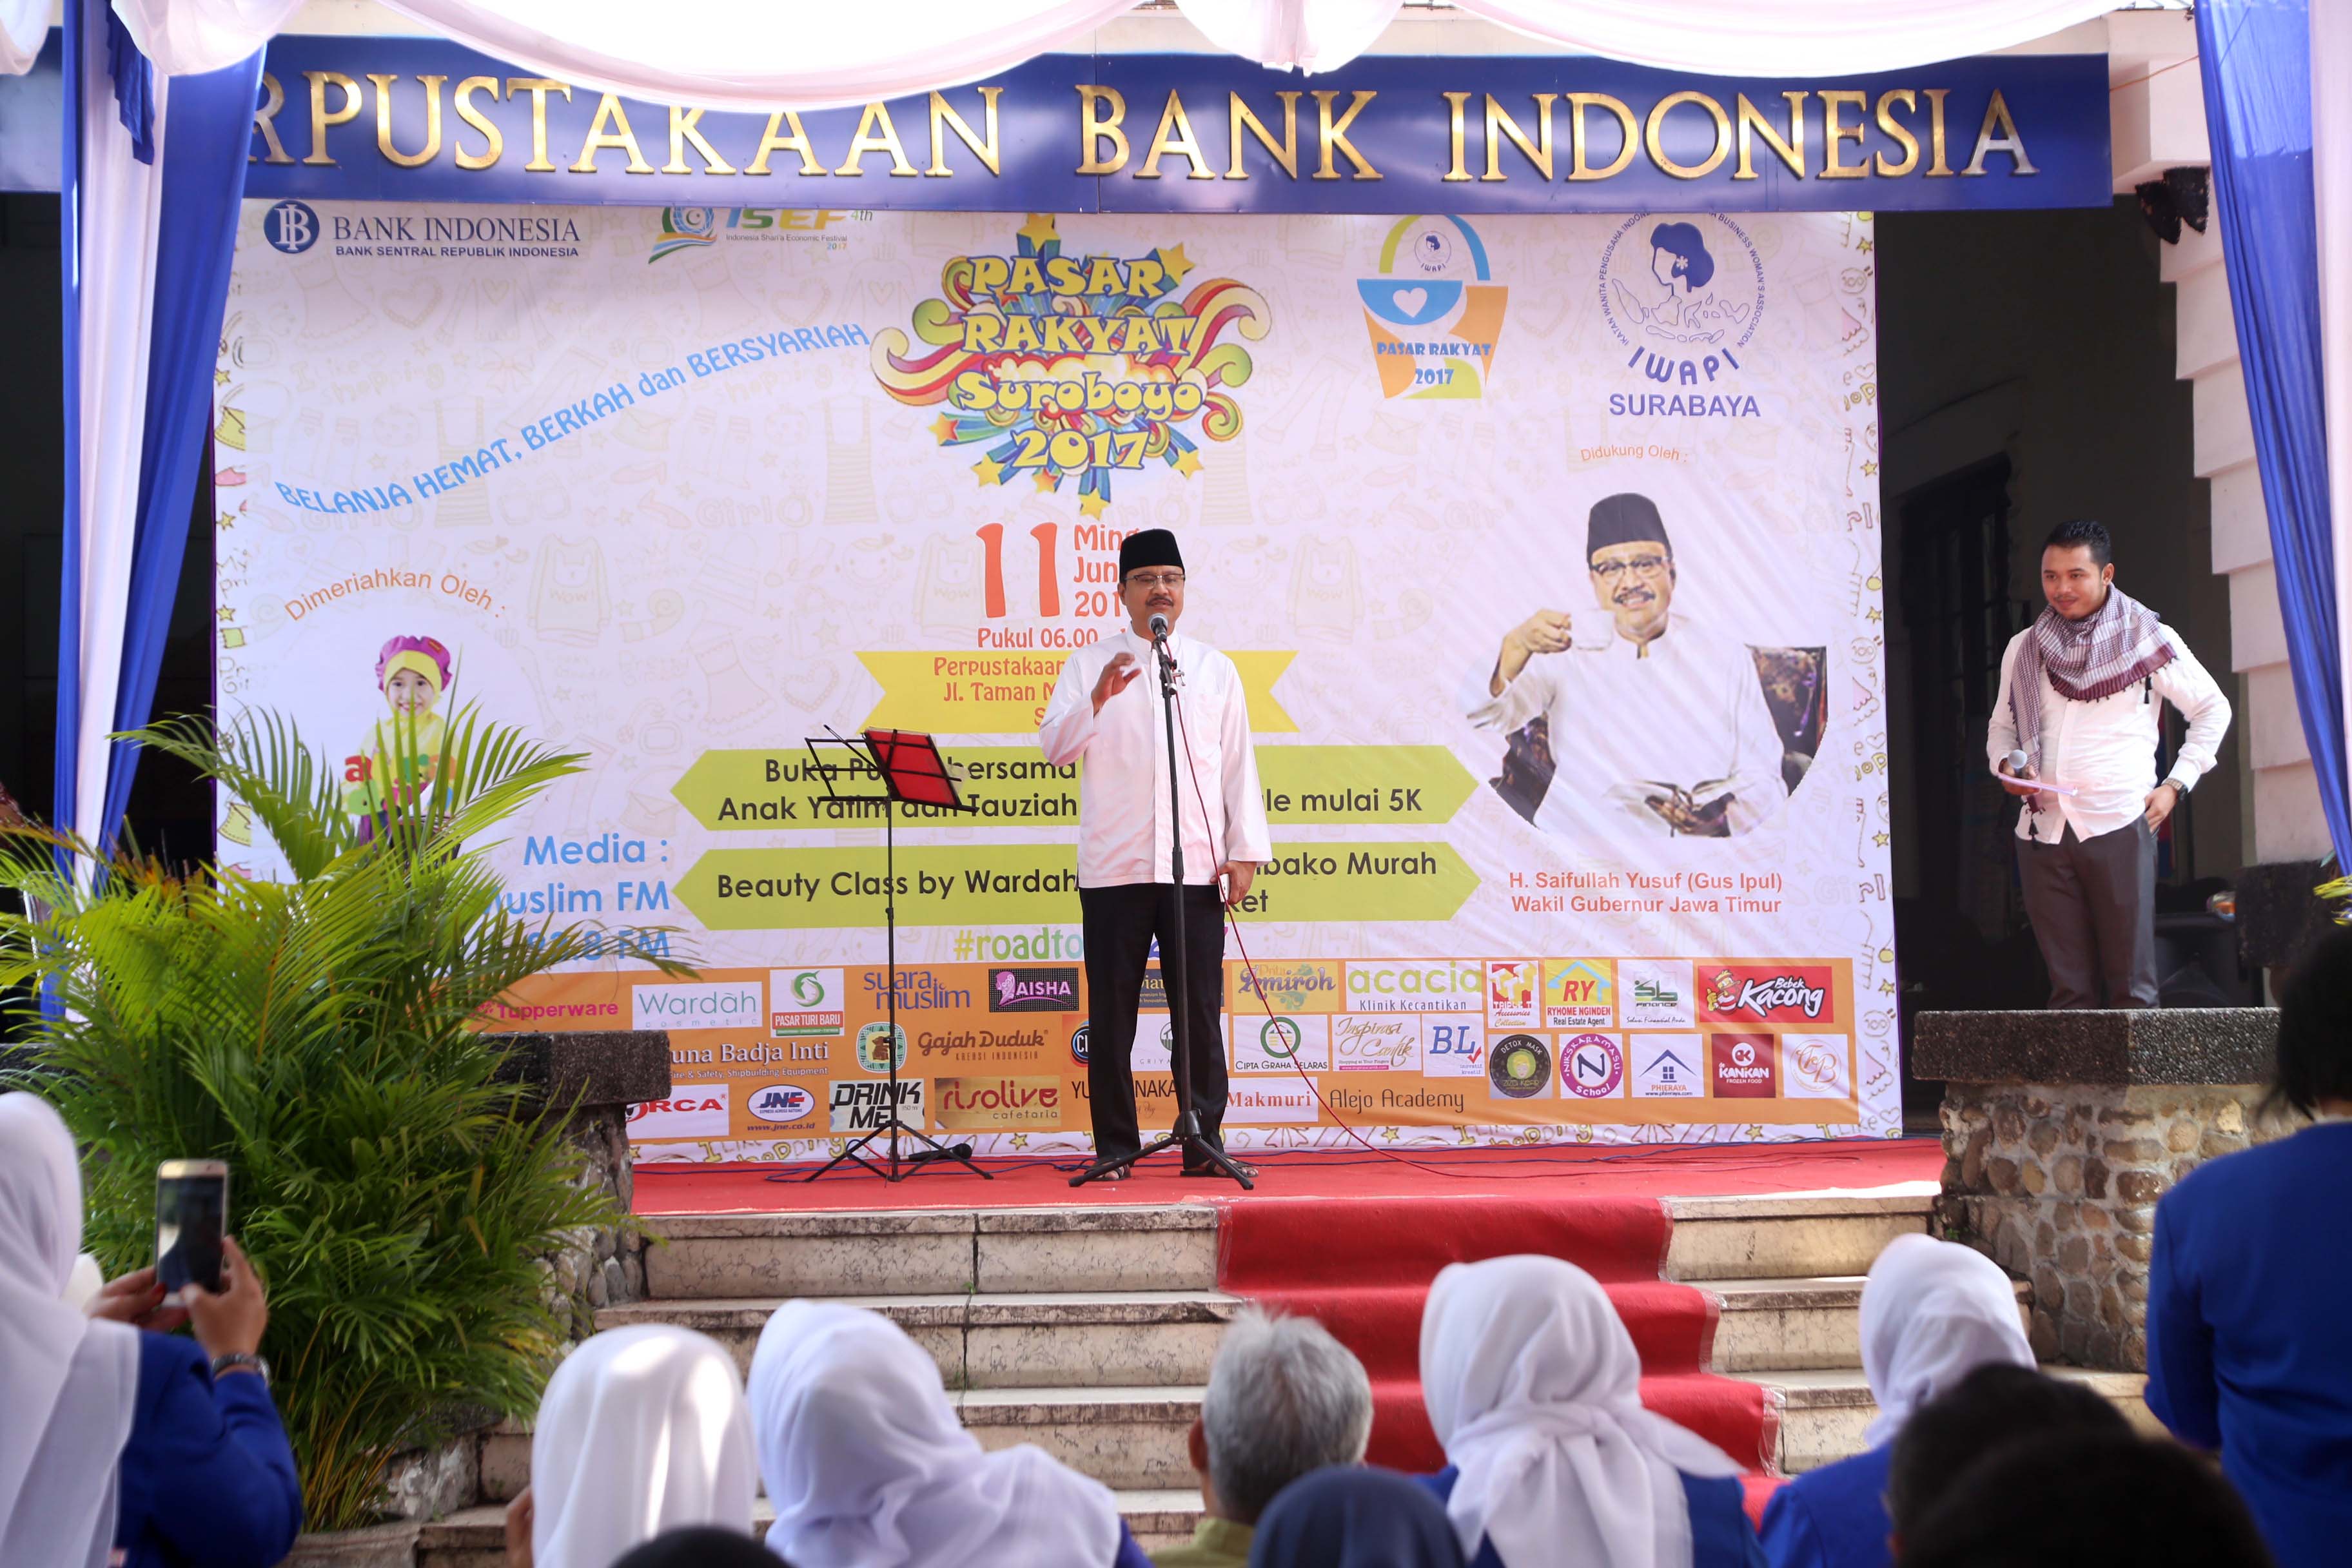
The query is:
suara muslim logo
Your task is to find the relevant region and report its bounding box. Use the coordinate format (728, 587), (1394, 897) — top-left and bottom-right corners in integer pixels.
(1596, 213), (1767, 420)
(870, 213), (1268, 517)
(1357, 215), (1508, 400)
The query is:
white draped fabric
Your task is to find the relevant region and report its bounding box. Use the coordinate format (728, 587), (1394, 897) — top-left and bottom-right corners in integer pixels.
(67, 0), (169, 871)
(70, 0), (2135, 92)
(0, 0), (42, 74)
(2315, 0), (2352, 799)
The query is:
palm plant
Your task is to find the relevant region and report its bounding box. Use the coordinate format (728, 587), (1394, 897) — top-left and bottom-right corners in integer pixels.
(0, 705), (674, 1531)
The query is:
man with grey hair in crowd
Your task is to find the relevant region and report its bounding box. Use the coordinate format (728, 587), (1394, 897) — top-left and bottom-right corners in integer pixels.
(1155, 1307), (1375, 1566)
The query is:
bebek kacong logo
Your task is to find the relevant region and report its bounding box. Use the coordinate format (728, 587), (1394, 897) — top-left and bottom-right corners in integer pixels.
(1701, 965), (1834, 1024)
(871, 214), (1267, 519)
(1596, 213), (1766, 419)
(1357, 215), (1508, 401)
(989, 966), (1079, 1012)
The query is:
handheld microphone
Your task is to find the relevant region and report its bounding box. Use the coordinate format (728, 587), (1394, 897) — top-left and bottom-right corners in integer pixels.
(1148, 612), (1170, 641)
(2006, 748), (2030, 775)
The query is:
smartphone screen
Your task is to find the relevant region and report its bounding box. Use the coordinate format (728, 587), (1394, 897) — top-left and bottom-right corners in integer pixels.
(155, 1161), (228, 1295)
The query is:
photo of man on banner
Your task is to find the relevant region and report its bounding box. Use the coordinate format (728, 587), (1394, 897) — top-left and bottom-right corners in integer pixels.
(1467, 492), (1790, 839)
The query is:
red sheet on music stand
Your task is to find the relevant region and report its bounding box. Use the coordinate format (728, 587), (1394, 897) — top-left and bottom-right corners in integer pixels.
(863, 729), (966, 810)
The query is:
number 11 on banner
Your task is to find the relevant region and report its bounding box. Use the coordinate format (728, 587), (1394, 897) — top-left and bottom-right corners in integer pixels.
(975, 523), (1059, 618)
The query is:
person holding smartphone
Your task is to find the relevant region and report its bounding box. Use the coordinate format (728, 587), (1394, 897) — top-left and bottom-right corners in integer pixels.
(0, 1093), (301, 1568)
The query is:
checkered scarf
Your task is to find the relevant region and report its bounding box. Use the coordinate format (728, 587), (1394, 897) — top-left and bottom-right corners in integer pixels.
(2010, 585), (2173, 776)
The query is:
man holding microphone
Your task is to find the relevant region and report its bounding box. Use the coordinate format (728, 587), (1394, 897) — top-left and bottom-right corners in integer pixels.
(1039, 529), (1269, 1180)
(1990, 520), (2232, 1008)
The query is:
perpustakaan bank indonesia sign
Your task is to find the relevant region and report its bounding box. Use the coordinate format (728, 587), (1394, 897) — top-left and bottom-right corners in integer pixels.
(242, 39), (2108, 213)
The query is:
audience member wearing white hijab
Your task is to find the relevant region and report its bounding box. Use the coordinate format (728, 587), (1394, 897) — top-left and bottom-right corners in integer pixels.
(749, 1301), (1153, 1568)
(0, 1092), (301, 1568)
(1758, 1233), (2034, 1568)
(508, 1324), (759, 1568)
(1412, 1255), (1763, 1568)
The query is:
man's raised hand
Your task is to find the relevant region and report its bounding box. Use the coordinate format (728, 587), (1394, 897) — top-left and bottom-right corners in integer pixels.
(1492, 609), (1575, 693)
(1092, 652), (1142, 713)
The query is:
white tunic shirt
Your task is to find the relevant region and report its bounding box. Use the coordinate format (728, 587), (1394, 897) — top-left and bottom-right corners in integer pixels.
(1039, 627), (1273, 888)
(1986, 624), (2231, 844)
(1464, 612), (1789, 839)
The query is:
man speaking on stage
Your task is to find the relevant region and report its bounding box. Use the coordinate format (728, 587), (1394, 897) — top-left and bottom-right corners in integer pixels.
(1990, 520), (2231, 1008)
(1039, 529), (1270, 1181)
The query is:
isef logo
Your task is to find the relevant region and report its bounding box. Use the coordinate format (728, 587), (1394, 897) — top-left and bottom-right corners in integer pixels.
(263, 201), (318, 255)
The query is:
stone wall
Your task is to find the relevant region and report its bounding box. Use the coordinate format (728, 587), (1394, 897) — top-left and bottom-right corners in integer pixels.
(544, 1103), (648, 1339)
(1936, 1081), (2284, 1369)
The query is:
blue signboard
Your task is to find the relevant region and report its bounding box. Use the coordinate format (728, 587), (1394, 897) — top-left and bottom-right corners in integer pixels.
(0, 30), (2111, 211)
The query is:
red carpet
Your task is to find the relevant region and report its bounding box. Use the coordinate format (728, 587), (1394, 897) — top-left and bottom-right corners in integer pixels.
(632, 1137), (1941, 1215)
(1213, 1188), (1776, 1482)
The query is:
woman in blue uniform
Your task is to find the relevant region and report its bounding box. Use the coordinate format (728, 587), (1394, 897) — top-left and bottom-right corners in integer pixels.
(1413, 1254), (1764, 1568)
(1759, 1233), (2035, 1568)
(2147, 924), (2352, 1568)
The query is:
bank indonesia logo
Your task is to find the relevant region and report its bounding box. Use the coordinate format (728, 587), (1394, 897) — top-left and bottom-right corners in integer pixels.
(651, 206), (719, 263)
(1357, 215), (1508, 400)
(264, 201), (319, 255)
(1597, 213), (1765, 385)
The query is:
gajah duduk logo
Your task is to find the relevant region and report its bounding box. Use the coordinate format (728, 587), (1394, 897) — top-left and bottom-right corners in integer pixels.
(1357, 215), (1509, 400)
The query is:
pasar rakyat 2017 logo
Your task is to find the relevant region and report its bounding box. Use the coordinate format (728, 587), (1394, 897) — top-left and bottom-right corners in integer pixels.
(1357, 215), (1508, 401)
(871, 213), (1268, 517)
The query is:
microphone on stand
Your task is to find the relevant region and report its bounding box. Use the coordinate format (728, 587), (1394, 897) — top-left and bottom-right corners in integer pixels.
(1148, 612), (1170, 643)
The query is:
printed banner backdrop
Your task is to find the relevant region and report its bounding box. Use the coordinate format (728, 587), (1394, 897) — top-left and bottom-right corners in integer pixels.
(213, 199), (1896, 1159)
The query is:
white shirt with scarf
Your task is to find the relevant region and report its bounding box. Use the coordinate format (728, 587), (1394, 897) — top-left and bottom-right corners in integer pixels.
(1986, 623), (2231, 845)
(1038, 627), (1272, 888)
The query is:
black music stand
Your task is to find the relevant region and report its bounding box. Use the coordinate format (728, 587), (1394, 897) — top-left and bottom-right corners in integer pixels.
(1069, 630), (1253, 1190)
(795, 729), (992, 1184)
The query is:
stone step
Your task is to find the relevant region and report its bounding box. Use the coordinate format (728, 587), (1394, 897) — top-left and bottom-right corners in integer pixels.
(1753, 1366), (2153, 1473)
(414, 1489), (1204, 1567)
(634, 1189), (1936, 1302)
(596, 1289), (1244, 1387)
(595, 1271), (1946, 1393)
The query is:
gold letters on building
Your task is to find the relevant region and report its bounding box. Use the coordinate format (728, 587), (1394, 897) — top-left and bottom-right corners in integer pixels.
(253, 73), (2038, 184)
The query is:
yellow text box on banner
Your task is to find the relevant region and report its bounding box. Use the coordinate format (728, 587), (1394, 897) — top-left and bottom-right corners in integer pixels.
(676, 841), (1477, 928)
(672, 743), (1474, 830)
(1257, 747), (1478, 823)
(672, 747), (1081, 830)
(857, 649), (1298, 733)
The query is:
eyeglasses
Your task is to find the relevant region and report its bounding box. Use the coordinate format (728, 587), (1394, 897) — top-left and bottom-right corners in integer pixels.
(1589, 554), (1671, 580)
(1124, 571), (1186, 589)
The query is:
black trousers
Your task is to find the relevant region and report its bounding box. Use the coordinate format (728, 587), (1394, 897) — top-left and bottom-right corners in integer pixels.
(2017, 817), (2159, 1008)
(1078, 882), (1228, 1161)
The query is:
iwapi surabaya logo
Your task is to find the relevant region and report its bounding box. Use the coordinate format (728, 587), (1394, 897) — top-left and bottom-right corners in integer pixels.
(1597, 213), (1766, 414)
(871, 213), (1268, 518)
(1357, 215), (1507, 401)
(1700, 965), (1834, 1024)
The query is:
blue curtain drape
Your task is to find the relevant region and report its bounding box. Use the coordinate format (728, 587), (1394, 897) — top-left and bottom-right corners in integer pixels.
(2197, 0), (2351, 867)
(54, 0), (90, 869)
(97, 49), (264, 851)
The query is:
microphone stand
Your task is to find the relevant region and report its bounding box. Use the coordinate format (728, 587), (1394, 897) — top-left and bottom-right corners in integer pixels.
(1072, 623), (1253, 1189)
